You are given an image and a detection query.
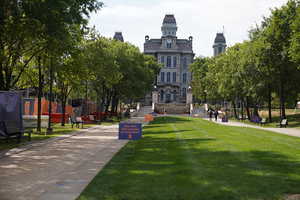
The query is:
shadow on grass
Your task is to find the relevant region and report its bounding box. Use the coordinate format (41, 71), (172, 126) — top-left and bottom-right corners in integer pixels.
(77, 116), (300, 200)
(79, 142), (300, 199)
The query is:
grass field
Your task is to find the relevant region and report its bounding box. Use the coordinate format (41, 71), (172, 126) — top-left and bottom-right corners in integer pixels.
(77, 116), (300, 200)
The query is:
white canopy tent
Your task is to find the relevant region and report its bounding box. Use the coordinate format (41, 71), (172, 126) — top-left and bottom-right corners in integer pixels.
(293, 101), (300, 114)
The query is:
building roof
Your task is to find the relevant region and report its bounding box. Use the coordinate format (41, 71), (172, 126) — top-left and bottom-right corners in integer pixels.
(214, 33), (226, 44)
(163, 14), (176, 24)
(113, 32), (124, 42)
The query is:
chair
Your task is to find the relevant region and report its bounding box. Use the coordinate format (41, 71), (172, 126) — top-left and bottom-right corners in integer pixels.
(276, 119), (287, 128)
(69, 115), (84, 128)
(89, 115), (99, 124)
(260, 118), (267, 126)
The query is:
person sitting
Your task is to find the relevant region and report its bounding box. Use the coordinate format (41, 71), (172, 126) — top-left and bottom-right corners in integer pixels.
(124, 109), (130, 118)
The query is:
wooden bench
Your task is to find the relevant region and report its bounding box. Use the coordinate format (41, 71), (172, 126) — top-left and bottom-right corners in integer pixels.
(260, 118), (267, 126)
(69, 115), (84, 128)
(1, 120), (33, 144)
(237, 115), (247, 122)
(89, 115), (100, 124)
(276, 119), (288, 128)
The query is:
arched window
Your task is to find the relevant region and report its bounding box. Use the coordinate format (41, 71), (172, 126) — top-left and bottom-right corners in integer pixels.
(183, 58), (187, 68)
(173, 57), (177, 67)
(174, 90), (176, 101)
(167, 56), (171, 67)
(183, 73), (186, 83)
(161, 56), (165, 67)
(161, 72), (165, 82)
(183, 88), (186, 98)
(160, 90), (164, 101)
(218, 46), (223, 55)
(173, 72), (176, 82)
(167, 72), (171, 82)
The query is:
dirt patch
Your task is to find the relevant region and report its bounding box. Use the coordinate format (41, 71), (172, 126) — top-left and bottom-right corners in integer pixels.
(283, 194), (300, 200)
(258, 111), (295, 118)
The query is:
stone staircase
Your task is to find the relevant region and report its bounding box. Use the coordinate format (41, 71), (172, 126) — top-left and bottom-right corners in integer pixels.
(137, 106), (153, 117)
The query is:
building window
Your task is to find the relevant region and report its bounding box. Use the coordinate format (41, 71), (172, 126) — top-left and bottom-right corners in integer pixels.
(160, 90), (164, 101)
(183, 58), (187, 68)
(161, 72), (165, 82)
(174, 90), (176, 101)
(161, 56), (165, 67)
(173, 57), (177, 67)
(167, 43), (171, 49)
(218, 46), (222, 55)
(173, 72), (176, 82)
(183, 88), (186, 98)
(183, 73), (186, 83)
(167, 56), (171, 67)
(167, 72), (170, 82)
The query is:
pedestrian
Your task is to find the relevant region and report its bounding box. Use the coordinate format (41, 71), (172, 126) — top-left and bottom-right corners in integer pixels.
(208, 108), (213, 121)
(214, 109), (219, 121)
(164, 109), (167, 115)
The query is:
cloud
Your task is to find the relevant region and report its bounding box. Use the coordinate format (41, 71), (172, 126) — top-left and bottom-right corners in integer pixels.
(89, 0), (288, 57)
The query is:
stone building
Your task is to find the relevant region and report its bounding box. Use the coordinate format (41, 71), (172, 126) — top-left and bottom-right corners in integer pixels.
(113, 31), (124, 42)
(213, 32), (226, 57)
(142, 14), (195, 105)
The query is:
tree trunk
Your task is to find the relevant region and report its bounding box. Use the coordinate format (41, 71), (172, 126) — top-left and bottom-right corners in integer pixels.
(245, 97), (250, 120)
(37, 58), (44, 132)
(109, 90), (115, 118)
(241, 98), (244, 120)
(268, 85), (272, 123)
(232, 100), (237, 118)
(253, 100), (259, 117)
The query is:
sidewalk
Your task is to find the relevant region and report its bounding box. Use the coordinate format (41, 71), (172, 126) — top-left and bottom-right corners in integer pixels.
(192, 107), (300, 138)
(0, 117), (148, 200)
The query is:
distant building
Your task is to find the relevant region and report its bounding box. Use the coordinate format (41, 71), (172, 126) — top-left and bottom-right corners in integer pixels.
(113, 31), (124, 42)
(212, 32), (226, 57)
(143, 14), (195, 105)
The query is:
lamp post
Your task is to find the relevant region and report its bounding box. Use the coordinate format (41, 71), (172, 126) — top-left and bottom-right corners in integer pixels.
(98, 76), (101, 125)
(46, 50), (53, 135)
(279, 73), (282, 128)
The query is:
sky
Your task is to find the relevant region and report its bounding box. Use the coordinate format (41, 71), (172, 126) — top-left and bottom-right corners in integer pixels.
(88, 0), (288, 58)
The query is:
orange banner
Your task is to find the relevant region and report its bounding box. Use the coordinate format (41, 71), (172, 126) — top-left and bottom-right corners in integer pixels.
(145, 115), (153, 121)
(25, 101), (30, 116)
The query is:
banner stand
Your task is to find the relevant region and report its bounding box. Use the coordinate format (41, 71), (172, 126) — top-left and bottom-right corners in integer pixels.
(123, 140), (135, 156)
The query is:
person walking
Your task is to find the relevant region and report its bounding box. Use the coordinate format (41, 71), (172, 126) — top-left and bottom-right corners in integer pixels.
(214, 109), (219, 121)
(164, 109), (167, 115)
(208, 108), (213, 121)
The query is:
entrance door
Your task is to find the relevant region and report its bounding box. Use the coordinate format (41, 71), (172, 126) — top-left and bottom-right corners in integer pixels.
(166, 94), (171, 103)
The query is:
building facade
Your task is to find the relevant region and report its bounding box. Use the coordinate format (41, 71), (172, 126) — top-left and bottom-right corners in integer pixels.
(142, 14), (195, 105)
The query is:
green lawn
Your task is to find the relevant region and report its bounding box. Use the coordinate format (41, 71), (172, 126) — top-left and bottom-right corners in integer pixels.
(77, 116), (300, 200)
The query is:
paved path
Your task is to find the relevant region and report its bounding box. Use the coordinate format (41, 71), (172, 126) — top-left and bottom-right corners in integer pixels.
(0, 117), (148, 200)
(193, 107), (300, 138)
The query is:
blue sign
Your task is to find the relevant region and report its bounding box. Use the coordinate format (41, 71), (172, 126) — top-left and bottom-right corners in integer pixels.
(152, 112), (157, 116)
(119, 123), (142, 140)
(222, 117), (228, 122)
(250, 116), (260, 123)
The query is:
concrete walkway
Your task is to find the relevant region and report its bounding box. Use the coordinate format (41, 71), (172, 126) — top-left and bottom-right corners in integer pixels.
(0, 117), (148, 200)
(193, 107), (300, 138)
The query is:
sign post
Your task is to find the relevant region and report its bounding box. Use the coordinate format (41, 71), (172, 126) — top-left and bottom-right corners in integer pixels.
(119, 123), (142, 156)
(250, 116), (260, 124)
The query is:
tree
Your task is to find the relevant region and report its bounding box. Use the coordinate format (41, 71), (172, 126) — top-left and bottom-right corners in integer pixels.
(0, 0), (103, 91)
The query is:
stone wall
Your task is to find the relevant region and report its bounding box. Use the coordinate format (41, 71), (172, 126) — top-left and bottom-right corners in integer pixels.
(154, 103), (190, 114)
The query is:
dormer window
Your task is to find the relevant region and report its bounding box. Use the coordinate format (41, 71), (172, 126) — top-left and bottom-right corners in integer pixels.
(167, 39), (171, 49)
